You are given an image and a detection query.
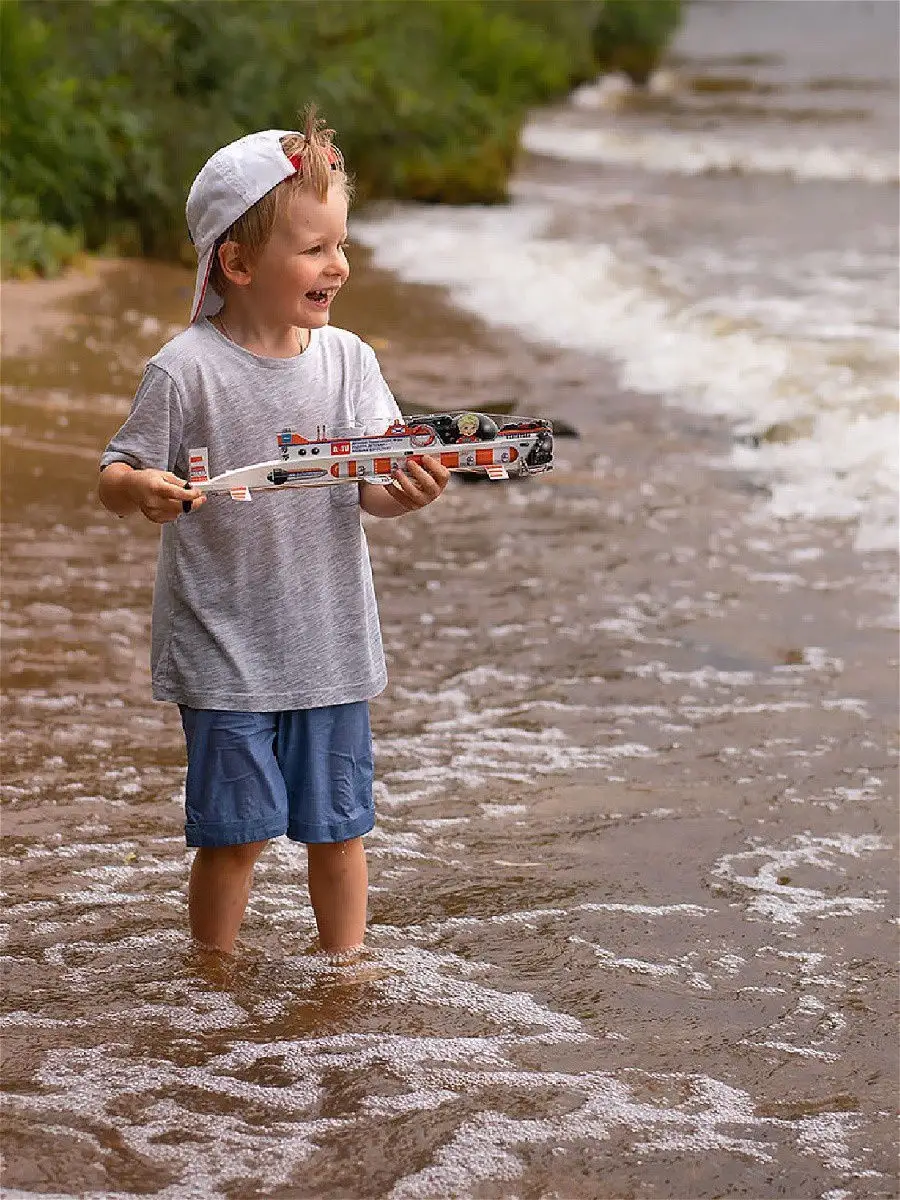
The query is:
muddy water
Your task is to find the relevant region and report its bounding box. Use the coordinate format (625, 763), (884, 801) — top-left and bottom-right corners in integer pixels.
(1, 256), (897, 1199)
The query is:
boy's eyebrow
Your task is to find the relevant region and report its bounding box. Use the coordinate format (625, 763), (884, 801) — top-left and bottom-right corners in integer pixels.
(295, 229), (349, 244)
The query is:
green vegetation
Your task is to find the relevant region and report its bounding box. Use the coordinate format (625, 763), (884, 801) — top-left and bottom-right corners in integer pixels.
(591, 0), (681, 83)
(0, 0), (681, 277)
(0, 199), (84, 280)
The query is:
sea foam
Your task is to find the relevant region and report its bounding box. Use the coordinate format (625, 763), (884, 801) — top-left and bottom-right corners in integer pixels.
(354, 201), (897, 552)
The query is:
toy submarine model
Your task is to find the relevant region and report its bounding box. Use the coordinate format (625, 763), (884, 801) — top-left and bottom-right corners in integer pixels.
(185, 411), (553, 503)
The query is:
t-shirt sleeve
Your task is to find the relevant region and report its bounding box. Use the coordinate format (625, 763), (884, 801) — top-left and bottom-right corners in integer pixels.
(99, 364), (184, 473)
(355, 343), (402, 436)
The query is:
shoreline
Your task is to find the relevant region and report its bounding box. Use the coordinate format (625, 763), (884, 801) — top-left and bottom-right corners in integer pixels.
(0, 257), (124, 358)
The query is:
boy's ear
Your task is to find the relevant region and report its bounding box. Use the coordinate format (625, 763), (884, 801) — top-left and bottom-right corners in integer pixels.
(217, 240), (253, 287)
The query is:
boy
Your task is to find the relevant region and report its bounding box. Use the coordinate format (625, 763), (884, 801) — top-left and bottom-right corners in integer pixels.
(98, 114), (449, 957)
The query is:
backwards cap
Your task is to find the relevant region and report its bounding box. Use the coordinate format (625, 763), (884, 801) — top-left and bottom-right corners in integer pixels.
(186, 129), (328, 323)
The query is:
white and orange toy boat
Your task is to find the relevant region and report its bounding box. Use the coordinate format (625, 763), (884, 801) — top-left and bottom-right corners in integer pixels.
(186, 412), (553, 503)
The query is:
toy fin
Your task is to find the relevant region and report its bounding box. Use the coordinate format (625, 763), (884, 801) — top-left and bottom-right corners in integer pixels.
(187, 448), (210, 484)
(183, 447), (211, 511)
(485, 465), (509, 480)
(229, 487), (253, 502)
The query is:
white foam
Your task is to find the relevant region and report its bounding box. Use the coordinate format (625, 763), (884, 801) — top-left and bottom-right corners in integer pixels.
(401, 901), (709, 943)
(2, 891), (877, 1196)
(712, 833), (890, 925)
(570, 936), (713, 991)
(749, 1039), (836, 1062)
(378, 703), (656, 790)
(521, 121), (900, 185)
(16, 1040), (694, 1200)
(385, 1066), (859, 1198)
(354, 197), (898, 552)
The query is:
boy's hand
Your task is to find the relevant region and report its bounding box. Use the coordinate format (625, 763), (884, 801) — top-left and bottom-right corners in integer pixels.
(359, 456), (450, 518)
(386, 457), (450, 511)
(128, 469), (206, 523)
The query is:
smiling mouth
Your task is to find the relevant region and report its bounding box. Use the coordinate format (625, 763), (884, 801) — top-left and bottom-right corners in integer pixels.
(306, 288), (336, 304)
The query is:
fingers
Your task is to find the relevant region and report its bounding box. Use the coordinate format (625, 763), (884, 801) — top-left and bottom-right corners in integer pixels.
(419, 456), (451, 487)
(389, 457), (449, 509)
(385, 476), (420, 511)
(161, 473), (203, 504)
(137, 471), (205, 523)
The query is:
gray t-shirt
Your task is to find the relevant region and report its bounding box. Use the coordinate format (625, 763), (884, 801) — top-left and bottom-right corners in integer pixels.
(101, 319), (401, 711)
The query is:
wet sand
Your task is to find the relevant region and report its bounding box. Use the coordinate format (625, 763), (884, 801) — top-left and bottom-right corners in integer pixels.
(0, 258), (122, 357)
(1, 256), (897, 1198)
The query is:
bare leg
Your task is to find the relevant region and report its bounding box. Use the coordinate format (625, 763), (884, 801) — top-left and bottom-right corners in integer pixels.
(307, 837), (368, 952)
(188, 840), (268, 953)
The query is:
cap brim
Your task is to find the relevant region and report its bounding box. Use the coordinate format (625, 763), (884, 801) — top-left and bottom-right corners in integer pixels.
(189, 246), (223, 323)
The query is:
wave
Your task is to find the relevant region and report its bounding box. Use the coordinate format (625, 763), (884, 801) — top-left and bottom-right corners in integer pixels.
(521, 122), (900, 185)
(354, 204), (898, 552)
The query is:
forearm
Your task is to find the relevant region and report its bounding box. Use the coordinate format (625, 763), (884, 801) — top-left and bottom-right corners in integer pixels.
(98, 462), (140, 517)
(98, 463), (203, 523)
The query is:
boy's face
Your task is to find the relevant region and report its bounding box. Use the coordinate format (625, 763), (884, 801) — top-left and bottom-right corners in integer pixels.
(245, 185), (350, 329)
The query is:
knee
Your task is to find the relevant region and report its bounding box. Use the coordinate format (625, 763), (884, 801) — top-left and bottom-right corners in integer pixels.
(197, 840), (268, 874)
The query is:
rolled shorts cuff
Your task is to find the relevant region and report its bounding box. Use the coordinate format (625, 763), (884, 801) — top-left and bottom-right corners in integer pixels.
(288, 807), (375, 845)
(185, 817), (287, 849)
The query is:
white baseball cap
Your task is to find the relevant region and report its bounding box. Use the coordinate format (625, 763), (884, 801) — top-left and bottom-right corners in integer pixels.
(185, 129), (301, 323)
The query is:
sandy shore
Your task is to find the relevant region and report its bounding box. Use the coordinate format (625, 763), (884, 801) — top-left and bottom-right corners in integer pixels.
(1, 255), (897, 1197)
(0, 258), (124, 358)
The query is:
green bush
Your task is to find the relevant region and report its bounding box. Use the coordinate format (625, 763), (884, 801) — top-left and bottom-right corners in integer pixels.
(591, 0), (683, 83)
(0, 190), (85, 278)
(0, 0), (682, 267)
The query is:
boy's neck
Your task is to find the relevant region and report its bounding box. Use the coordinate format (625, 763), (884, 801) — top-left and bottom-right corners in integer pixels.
(212, 309), (309, 358)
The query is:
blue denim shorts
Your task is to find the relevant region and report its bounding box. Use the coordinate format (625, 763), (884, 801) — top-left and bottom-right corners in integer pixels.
(179, 703), (375, 848)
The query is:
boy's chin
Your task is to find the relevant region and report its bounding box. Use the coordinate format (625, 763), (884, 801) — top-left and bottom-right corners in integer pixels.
(301, 308), (332, 328)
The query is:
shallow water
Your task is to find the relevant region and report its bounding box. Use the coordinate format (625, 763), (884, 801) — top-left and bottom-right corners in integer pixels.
(2, 247), (897, 1198)
(355, 0), (899, 554)
(2, 4), (899, 1192)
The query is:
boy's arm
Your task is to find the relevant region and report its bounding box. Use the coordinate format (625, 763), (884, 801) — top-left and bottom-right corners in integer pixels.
(99, 363), (204, 523)
(359, 458), (449, 518)
(99, 462), (205, 523)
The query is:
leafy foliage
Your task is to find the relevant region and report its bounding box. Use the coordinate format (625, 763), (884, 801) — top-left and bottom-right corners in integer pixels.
(0, 0), (681, 273)
(0, 197), (84, 279)
(591, 0), (683, 83)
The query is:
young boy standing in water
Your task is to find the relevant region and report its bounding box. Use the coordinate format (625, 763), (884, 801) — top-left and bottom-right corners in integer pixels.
(98, 113), (449, 956)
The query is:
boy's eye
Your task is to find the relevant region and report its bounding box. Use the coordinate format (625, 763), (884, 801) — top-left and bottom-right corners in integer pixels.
(301, 242), (348, 254)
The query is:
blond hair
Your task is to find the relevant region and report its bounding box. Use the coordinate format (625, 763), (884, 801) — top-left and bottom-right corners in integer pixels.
(209, 107), (350, 297)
